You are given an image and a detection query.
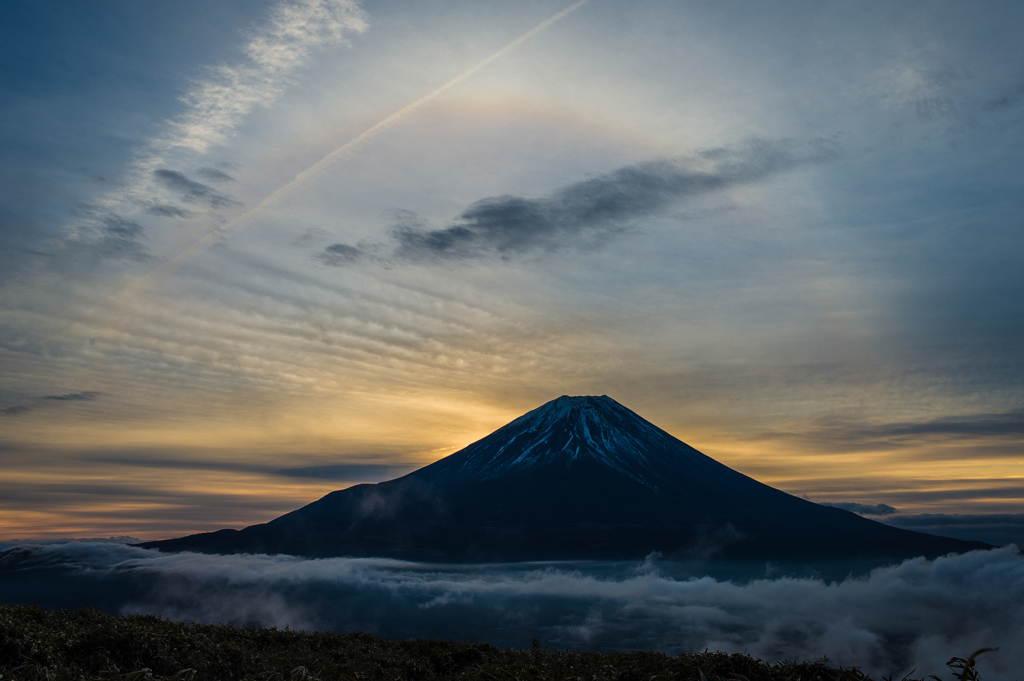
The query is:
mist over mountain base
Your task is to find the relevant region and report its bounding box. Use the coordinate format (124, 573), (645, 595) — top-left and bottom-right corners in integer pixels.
(1, 544), (1022, 681)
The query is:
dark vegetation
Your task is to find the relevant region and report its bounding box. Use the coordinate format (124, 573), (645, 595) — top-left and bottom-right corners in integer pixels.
(0, 604), (986, 681)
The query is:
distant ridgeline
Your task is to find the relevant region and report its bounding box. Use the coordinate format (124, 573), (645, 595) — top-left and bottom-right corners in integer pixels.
(140, 395), (989, 562)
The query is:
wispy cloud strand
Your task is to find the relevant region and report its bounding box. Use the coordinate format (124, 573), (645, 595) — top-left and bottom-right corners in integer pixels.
(66, 0), (368, 258)
(163, 0), (368, 155)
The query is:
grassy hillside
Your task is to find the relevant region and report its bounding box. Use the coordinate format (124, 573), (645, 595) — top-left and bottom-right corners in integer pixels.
(0, 603), (969, 681)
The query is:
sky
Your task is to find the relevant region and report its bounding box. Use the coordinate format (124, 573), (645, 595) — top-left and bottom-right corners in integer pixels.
(1, 0), (1023, 542)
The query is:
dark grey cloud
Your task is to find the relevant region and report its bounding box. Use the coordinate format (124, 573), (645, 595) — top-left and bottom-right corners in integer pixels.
(396, 138), (840, 261)
(822, 502), (898, 516)
(318, 138), (841, 266)
(196, 167), (236, 183)
(275, 463), (412, 481)
(884, 514), (1024, 548)
(153, 169), (238, 209)
(85, 455), (268, 475)
(316, 242), (364, 266)
(101, 216), (143, 239)
(42, 391), (100, 401)
(1, 544), (1022, 680)
(94, 215), (150, 261)
(0, 477), (295, 523)
(146, 203), (194, 218)
(763, 409), (1024, 453)
(0, 391), (101, 417)
(854, 410), (1024, 440)
(83, 454), (410, 483)
(20, 200), (151, 263)
(0, 536), (141, 552)
(984, 81), (1024, 111)
(0, 171), (70, 282)
(882, 486), (1024, 504)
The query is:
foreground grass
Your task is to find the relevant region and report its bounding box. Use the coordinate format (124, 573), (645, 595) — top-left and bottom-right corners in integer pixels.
(0, 603), (948, 681)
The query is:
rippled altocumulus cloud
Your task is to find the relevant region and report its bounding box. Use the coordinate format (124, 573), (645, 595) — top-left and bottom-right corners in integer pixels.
(1, 543), (1021, 680)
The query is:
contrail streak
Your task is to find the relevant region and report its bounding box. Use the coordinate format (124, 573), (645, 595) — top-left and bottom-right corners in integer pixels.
(27, 0), (591, 353)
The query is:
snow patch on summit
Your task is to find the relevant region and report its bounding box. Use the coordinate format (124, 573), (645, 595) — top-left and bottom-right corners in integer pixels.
(432, 395), (712, 492)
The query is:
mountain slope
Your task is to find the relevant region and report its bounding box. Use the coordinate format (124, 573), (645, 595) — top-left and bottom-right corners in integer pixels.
(141, 395), (989, 561)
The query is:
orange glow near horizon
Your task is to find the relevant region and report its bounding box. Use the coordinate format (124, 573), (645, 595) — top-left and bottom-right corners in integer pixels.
(2, 389), (1021, 541)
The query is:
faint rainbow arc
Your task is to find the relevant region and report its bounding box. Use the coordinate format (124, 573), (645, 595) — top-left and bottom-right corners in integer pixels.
(26, 0), (591, 353)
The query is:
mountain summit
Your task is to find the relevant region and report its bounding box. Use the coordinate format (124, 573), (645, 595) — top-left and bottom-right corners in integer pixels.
(418, 395), (725, 493)
(142, 395), (988, 561)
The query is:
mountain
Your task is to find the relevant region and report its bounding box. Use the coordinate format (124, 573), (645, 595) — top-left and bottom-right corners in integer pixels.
(140, 395), (989, 562)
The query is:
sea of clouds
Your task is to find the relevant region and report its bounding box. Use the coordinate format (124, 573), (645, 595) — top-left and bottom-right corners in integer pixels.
(1, 543), (1022, 680)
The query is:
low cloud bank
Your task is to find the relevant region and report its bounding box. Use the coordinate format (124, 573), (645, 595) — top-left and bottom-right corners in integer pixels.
(1, 544), (1021, 680)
